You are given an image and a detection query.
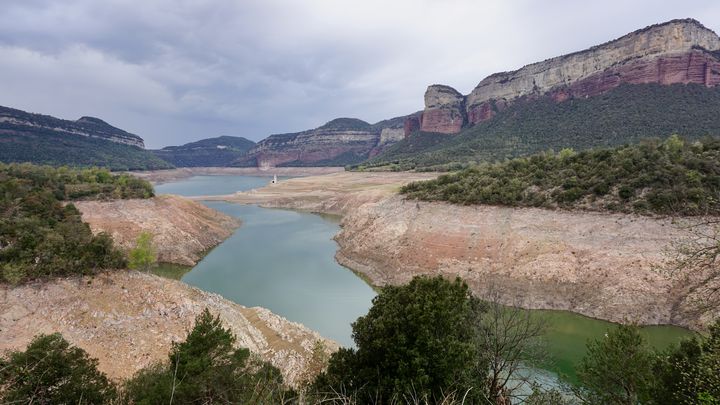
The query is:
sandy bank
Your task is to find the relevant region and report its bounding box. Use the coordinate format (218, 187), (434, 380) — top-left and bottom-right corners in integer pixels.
(0, 270), (337, 385)
(217, 172), (717, 330)
(74, 195), (240, 266)
(131, 166), (345, 184)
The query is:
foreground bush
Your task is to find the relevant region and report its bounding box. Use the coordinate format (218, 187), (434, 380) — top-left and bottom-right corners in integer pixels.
(311, 276), (488, 403)
(124, 308), (290, 404)
(0, 333), (116, 404)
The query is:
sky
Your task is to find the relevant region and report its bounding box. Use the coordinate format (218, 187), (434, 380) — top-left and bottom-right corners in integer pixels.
(1, 1), (719, 148)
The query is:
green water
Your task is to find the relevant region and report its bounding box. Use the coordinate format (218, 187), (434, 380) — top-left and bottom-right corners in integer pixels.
(535, 310), (693, 382)
(155, 175), (695, 380)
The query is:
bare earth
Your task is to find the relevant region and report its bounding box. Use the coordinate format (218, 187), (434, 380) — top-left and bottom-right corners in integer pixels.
(132, 166), (345, 185)
(218, 171), (718, 330)
(0, 270), (337, 386)
(74, 195), (240, 266)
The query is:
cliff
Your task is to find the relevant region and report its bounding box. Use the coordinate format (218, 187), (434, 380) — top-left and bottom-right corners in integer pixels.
(410, 19), (720, 134)
(235, 117), (409, 167)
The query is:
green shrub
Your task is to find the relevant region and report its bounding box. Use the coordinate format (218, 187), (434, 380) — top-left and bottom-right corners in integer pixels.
(0, 333), (116, 404)
(402, 136), (720, 216)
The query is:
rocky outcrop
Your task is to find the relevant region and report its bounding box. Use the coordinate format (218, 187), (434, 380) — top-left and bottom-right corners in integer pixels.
(0, 270), (337, 385)
(406, 19), (720, 134)
(0, 106), (145, 147)
(403, 112), (423, 137)
(420, 85), (466, 133)
(235, 117), (410, 167)
(466, 19), (720, 124)
(73, 195), (240, 266)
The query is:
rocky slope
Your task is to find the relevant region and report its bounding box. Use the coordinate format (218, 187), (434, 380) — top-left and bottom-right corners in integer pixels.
(0, 105), (173, 170)
(152, 136), (256, 167)
(235, 117), (409, 168)
(410, 19), (720, 134)
(73, 195), (240, 266)
(221, 172), (717, 330)
(0, 270), (337, 385)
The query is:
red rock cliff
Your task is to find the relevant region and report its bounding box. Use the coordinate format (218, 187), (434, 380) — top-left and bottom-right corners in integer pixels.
(407, 19), (720, 135)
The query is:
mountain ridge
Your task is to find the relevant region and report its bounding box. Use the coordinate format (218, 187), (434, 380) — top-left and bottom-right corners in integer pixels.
(152, 136), (256, 167)
(0, 105), (172, 170)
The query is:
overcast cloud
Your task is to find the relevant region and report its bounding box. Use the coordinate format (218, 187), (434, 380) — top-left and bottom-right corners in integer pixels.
(1, 0), (719, 148)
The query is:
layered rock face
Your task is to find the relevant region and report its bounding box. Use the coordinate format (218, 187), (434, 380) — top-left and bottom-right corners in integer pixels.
(406, 19), (720, 134)
(419, 85), (466, 133)
(0, 106), (145, 147)
(236, 117), (409, 167)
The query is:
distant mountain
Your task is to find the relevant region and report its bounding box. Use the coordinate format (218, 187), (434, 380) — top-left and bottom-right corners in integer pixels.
(152, 136), (256, 167)
(362, 18), (720, 169)
(234, 117), (407, 168)
(0, 106), (173, 170)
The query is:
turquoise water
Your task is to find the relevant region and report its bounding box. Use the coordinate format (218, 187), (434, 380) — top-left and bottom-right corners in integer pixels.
(155, 175), (694, 378)
(156, 176), (376, 347)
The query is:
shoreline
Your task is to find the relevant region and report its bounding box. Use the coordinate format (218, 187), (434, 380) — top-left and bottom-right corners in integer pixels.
(205, 171), (718, 331)
(130, 166), (345, 185)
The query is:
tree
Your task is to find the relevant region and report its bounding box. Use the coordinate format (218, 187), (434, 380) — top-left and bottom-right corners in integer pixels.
(476, 289), (549, 404)
(312, 276), (486, 403)
(0, 333), (116, 404)
(575, 325), (655, 404)
(128, 231), (157, 272)
(125, 308), (289, 404)
(657, 319), (720, 405)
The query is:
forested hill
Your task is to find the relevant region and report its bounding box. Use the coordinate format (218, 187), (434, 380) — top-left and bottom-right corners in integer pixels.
(152, 136), (256, 167)
(401, 135), (720, 216)
(361, 83), (720, 171)
(0, 105), (173, 171)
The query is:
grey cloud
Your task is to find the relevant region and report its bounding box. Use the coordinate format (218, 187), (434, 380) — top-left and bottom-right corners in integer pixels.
(0, 0), (718, 148)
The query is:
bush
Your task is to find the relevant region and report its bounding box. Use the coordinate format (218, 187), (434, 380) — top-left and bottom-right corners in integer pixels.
(0, 163), (153, 283)
(402, 136), (720, 216)
(125, 309), (290, 404)
(0, 333), (116, 404)
(311, 276), (486, 403)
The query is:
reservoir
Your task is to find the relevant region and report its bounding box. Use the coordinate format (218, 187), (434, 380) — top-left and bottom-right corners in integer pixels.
(155, 175), (694, 381)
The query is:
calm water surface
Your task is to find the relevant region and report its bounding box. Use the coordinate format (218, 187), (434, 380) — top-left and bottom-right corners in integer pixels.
(156, 176), (376, 347)
(155, 175), (694, 380)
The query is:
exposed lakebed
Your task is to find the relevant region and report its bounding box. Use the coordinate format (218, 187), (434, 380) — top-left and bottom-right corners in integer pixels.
(155, 175), (694, 381)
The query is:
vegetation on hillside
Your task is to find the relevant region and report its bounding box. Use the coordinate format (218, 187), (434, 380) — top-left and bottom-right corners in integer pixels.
(360, 83), (720, 170)
(152, 136), (256, 167)
(0, 131), (174, 170)
(0, 105), (172, 170)
(401, 136), (720, 216)
(0, 163), (154, 283)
